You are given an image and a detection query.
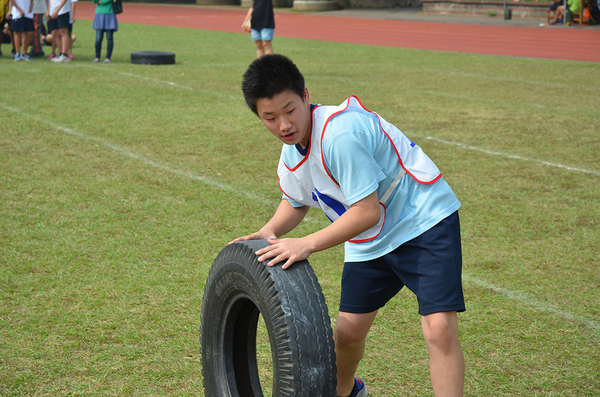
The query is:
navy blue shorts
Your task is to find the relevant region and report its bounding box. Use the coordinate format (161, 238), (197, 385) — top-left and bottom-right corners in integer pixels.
(340, 211), (466, 316)
(47, 18), (58, 33)
(56, 13), (70, 29)
(10, 17), (34, 33)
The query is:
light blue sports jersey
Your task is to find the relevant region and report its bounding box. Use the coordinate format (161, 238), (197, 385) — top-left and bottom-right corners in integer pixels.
(282, 103), (461, 262)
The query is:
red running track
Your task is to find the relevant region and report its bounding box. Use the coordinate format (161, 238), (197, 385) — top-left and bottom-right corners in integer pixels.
(76, 2), (599, 62)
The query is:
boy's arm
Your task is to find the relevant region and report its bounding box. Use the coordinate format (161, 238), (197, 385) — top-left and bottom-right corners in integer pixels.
(52, 0), (67, 18)
(242, 6), (252, 29)
(229, 199), (310, 244)
(256, 191), (381, 269)
(10, 0), (24, 16)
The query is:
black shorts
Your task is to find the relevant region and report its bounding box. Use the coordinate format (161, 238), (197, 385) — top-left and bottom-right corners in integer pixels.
(49, 12), (70, 30)
(47, 17), (57, 32)
(10, 16), (34, 33)
(57, 12), (70, 29)
(340, 211), (466, 316)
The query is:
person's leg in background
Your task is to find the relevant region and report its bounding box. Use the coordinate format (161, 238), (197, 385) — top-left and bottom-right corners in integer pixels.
(94, 29), (104, 62)
(104, 29), (113, 62)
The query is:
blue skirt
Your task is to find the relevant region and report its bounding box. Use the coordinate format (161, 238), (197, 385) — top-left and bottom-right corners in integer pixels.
(93, 12), (118, 31)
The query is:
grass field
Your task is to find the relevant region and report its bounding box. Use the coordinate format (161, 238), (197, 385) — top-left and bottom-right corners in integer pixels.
(1, 18), (599, 396)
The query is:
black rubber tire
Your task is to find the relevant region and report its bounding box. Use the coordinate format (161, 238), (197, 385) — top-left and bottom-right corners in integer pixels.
(201, 240), (337, 397)
(130, 51), (175, 65)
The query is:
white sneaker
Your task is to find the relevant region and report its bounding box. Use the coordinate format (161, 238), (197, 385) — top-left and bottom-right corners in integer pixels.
(51, 54), (70, 63)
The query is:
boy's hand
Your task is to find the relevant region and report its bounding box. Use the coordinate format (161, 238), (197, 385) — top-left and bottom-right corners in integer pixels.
(51, 10), (58, 19)
(228, 229), (276, 245)
(256, 238), (312, 270)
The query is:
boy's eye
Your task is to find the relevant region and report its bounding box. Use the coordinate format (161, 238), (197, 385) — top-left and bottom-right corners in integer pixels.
(287, 109), (295, 115)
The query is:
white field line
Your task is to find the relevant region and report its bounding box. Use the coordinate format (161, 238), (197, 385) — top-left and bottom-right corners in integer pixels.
(0, 103), (264, 203)
(73, 64), (242, 101)
(463, 274), (600, 335)
(67, 68), (599, 177)
(408, 89), (554, 110)
(418, 68), (600, 91)
(411, 134), (600, 177)
(2, 102), (598, 336)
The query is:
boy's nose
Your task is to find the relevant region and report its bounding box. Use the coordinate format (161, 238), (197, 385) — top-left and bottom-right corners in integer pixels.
(279, 118), (291, 132)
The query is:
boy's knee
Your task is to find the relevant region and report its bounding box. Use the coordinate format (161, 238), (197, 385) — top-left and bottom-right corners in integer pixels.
(334, 312), (374, 347)
(334, 326), (363, 347)
(422, 313), (459, 352)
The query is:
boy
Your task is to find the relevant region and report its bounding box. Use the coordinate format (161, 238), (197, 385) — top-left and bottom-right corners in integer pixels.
(241, 0), (274, 58)
(28, 0), (47, 57)
(0, 0), (10, 57)
(233, 54), (466, 397)
(65, 0), (76, 59)
(48, 0), (69, 62)
(9, 0), (34, 61)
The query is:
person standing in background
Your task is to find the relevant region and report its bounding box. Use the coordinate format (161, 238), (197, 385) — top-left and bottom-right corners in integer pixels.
(48, 0), (71, 62)
(65, 0), (76, 59)
(241, 0), (274, 58)
(28, 0), (46, 57)
(92, 0), (117, 63)
(9, 0), (35, 61)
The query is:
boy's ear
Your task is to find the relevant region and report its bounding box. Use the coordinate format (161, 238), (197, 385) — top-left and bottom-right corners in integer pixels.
(303, 87), (310, 103)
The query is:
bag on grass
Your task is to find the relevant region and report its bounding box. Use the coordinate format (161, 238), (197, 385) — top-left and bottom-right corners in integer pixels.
(113, 0), (123, 15)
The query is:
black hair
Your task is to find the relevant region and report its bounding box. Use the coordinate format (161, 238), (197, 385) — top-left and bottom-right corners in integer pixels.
(241, 54), (305, 115)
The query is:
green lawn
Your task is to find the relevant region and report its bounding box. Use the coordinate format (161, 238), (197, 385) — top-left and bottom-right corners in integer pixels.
(1, 19), (599, 396)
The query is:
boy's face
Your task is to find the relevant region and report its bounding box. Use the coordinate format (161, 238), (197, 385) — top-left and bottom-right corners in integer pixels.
(255, 88), (312, 148)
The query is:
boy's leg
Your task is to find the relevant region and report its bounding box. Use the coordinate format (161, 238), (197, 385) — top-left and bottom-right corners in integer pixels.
(59, 27), (70, 55)
(23, 30), (33, 54)
(31, 14), (43, 55)
(334, 310), (378, 396)
(94, 29), (104, 60)
(254, 39), (264, 58)
(421, 311), (464, 397)
(52, 30), (59, 55)
(14, 32), (22, 55)
(67, 23), (73, 56)
(262, 40), (273, 55)
(105, 29), (114, 60)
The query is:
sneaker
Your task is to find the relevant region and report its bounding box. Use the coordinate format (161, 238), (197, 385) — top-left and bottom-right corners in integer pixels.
(14, 53), (22, 62)
(103, 58), (111, 63)
(347, 377), (368, 397)
(48, 53), (56, 60)
(21, 53), (34, 61)
(51, 54), (70, 63)
(67, 53), (74, 60)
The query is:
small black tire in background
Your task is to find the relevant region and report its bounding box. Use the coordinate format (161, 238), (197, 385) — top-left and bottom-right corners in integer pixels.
(130, 51), (175, 65)
(200, 240), (337, 397)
